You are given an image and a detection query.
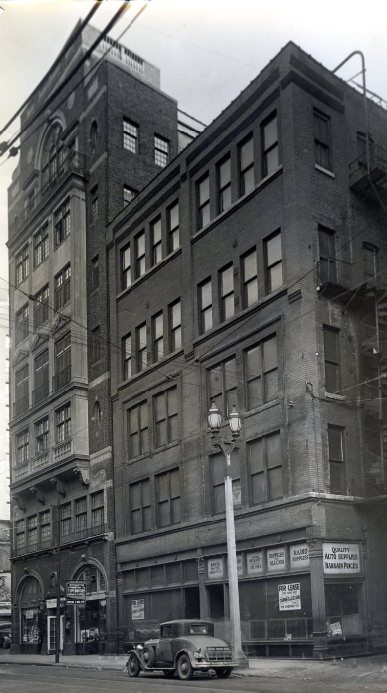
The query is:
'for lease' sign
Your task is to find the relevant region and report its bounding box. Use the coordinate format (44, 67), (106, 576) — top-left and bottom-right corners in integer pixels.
(278, 583), (301, 611)
(323, 543), (360, 574)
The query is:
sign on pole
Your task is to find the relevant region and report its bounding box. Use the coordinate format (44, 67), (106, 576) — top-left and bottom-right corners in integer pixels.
(66, 581), (87, 604)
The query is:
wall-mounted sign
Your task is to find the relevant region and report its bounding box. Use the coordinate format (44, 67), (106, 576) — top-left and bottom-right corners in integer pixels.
(290, 543), (310, 570)
(267, 547), (286, 572)
(66, 581), (86, 604)
(131, 599), (144, 621)
(323, 543), (360, 574)
(246, 551), (263, 575)
(278, 583), (301, 611)
(237, 554), (243, 577)
(232, 481), (242, 507)
(208, 558), (224, 580)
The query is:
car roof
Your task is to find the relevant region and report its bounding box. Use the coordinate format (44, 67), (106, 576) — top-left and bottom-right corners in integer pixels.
(160, 619), (212, 627)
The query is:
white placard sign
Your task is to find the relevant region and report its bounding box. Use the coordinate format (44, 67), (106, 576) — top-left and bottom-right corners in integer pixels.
(323, 543), (360, 574)
(131, 598), (145, 620)
(267, 547), (286, 572)
(237, 554), (243, 577)
(290, 543), (310, 570)
(278, 583), (301, 611)
(247, 551), (263, 575)
(208, 558), (224, 580)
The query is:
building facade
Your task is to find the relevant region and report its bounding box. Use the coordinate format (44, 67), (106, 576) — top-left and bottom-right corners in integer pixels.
(107, 42), (387, 658)
(0, 520), (11, 624)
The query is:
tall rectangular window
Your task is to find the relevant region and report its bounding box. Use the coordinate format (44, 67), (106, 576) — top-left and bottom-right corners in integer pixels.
(169, 299), (181, 351)
(91, 185), (99, 221)
(219, 264), (234, 321)
(167, 202), (179, 252)
(151, 217), (162, 266)
(264, 231), (282, 293)
(198, 278), (213, 334)
(239, 135), (254, 196)
(54, 199), (71, 246)
(154, 135), (169, 167)
(121, 244), (131, 290)
(55, 403), (71, 443)
(209, 357), (237, 417)
(33, 225), (49, 268)
(35, 416), (49, 454)
(245, 335), (278, 409)
(15, 364), (29, 416)
(217, 156), (231, 214)
(15, 519), (25, 550)
(156, 468), (180, 527)
(55, 264), (71, 310)
(197, 174), (210, 230)
(154, 387), (178, 448)
(15, 245), (29, 286)
(27, 515), (38, 548)
(54, 333), (71, 389)
(123, 185), (136, 206)
(128, 401), (148, 458)
(16, 429), (29, 465)
(242, 248), (258, 307)
(61, 502), (72, 536)
(210, 453), (241, 515)
(328, 425), (346, 494)
(91, 255), (99, 291)
(262, 112), (279, 178)
(123, 118), (138, 153)
(324, 326), (340, 393)
(314, 109), (331, 170)
(33, 349), (49, 404)
(91, 326), (101, 363)
(40, 510), (51, 543)
(129, 479), (151, 534)
(319, 226), (336, 283)
(122, 333), (132, 380)
(248, 431), (282, 504)
(134, 231), (146, 279)
(75, 497), (87, 532)
(152, 312), (164, 362)
(91, 490), (104, 528)
(34, 285), (49, 329)
(16, 303), (29, 344)
(136, 322), (147, 372)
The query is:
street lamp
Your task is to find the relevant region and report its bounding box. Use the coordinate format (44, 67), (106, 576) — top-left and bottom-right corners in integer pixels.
(207, 402), (248, 666)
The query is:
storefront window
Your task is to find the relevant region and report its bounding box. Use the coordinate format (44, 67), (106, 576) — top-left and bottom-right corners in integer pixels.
(21, 608), (40, 643)
(325, 583), (363, 637)
(19, 576), (43, 645)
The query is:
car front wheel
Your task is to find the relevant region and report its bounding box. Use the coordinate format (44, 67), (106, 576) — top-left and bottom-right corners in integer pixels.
(177, 653), (193, 680)
(215, 667), (233, 678)
(127, 653), (140, 677)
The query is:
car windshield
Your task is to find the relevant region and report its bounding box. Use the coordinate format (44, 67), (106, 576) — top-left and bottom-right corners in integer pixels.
(189, 624), (209, 634)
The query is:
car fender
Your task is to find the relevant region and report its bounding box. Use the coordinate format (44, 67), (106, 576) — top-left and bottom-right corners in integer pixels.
(127, 649), (145, 671)
(173, 647), (196, 667)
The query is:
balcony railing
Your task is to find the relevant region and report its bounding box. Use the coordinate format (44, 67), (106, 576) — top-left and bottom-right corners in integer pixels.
(61, 523), (107, 545)
(12, 524), (107, 558)
(349, 145), (387, 195)
(316, 258), (353, 292)
(54, 438), (72, 462)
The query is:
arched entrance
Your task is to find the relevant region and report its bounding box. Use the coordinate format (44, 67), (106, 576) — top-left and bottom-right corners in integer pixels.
(18, 576), (43, 649)
(72, 563), (108, 654)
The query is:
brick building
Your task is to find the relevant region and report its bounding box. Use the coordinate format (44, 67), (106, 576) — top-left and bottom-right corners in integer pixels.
(7, 23), (180, 654)
(107, 42), (387, 657)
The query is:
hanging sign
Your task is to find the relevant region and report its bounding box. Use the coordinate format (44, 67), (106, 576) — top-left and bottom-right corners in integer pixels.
(278, 583), (301, 611)
(290, 543), (310, 570)
(207, 558), (224, 580)
(246, 551), (263, 575)
(323, 543), (360, 574)
(66, 581), (86, 604)
(267, 547), (286, 572)
(131, 599), (144, 620)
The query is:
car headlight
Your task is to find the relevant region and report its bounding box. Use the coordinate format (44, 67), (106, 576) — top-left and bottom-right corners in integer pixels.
(193, 647), (204, 660)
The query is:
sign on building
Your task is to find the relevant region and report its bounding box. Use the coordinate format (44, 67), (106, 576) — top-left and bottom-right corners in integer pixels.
(267, 547), (286, 572)
(207, 558), (224, 580)
(246, 551), (263, 575)
(290, 543), (310, 570)
(131, 599), (145, 621)
(323, 543), (360, 574)
(278, 583), (301, 611)
(237, 554), (243, 577)
(66, 581), (86, 604)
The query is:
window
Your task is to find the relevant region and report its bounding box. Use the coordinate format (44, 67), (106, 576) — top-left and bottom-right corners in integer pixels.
(154, 387), (178, 447)
(33, 349), (49, 404)
(27, 516), (38, 548)
(219, 264), (234, 321)
(15, 364), (29, 416)
(54, 332), (71, 389)
(123, 118), (138, 153)
(248, 431), (282, 504)
(122, 333), (132, 380)
(134, 231), (146, 279)
(314, 109), (331, 170)
(56, 403), (71, 443)
(209, 357), (237, 417)
(262, 112), (279, 178)
(89, 120), (98, 152)
(151, 217), (162, 266)
(34, 285), (49, 329)
(264, 231), (282, 293)
(124, 185), (136, 206)
(15, 519), (25, 550)
(91, 490), (104, 528)
(136, 322), (147, 372)
(35, 416), (49, 454)
(54, 199), (71, 246)
(198, 278), (213, 333)
(242, 248), (258, 307)
(167, 202), (179, 252)
(16, 245), (29, 286)
(91, 186), (99, 220)
(324, 326), (341, 393)
(16, 303), (29, 344)
(156, 468), (180, 527)
(319, 226), (336, 283)
(61, 502), (71, 536)
(210, 452), (240, 514)
(169, 299), (181, 351)
(75, 497), (87, 532)
(245, 335), (278, 409)
(40, 510), (51, 542)
(25, 189), (35, 218)
(239, 135), (254, 196)
(154, 135), (169, 167)
(120, 244), (131, 290)
(197, 174), (210, 230)
(129, 478), (151, 533)
(33, 225), (49, 267)
(91, 326), (101, 363)
(217, 156), (231, 213)
(16, 429), (29, 465)
(152, 312), (164, 362)
(55, 264), (71, 309)
(91, 256), (99, 291)
(328, 425), (346, 494)
(128, 401), (148, 457)
(357, 131), (374, 168)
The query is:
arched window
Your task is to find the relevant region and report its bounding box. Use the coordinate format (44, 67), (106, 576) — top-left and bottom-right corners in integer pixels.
(19, 576), (43, 645)
(74, 564), (106, 596)
(20, 576), (41, 605)
(41, 123), (64, 189)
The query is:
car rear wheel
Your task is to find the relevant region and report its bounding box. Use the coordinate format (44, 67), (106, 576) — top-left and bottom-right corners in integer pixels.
(127, 653), (140, 677)
(215, 667), (233, 678)
(177, 653), (193, 680)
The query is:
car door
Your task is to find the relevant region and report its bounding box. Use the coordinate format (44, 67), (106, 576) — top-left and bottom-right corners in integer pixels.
(156, 624), (174, 665)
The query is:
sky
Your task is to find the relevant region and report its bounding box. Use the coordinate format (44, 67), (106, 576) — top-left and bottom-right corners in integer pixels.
(0, 0), (386, 518)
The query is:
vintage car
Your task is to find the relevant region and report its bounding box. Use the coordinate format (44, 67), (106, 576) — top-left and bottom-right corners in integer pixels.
(126, 619), (236, 680)
(0, 622), (11, 649)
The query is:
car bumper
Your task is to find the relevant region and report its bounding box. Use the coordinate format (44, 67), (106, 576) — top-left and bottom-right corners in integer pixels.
(191, 659), (235, 669)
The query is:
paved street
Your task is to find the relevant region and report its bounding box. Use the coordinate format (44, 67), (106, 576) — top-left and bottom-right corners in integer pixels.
(1, 662), (387, 693)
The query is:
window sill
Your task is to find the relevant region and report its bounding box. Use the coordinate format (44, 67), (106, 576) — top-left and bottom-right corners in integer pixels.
(324, 391), (345, 401)
(243, 399), (281, 419)
(314, 164), (335, 178)
(118, 348), (184, 394)
(116, 247), (182, 301)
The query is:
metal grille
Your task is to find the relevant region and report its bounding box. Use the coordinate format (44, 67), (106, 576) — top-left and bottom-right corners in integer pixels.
(205, 647), (232, 662)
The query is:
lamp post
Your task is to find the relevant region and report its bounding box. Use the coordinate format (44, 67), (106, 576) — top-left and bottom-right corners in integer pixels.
(207, 402), (248, 666)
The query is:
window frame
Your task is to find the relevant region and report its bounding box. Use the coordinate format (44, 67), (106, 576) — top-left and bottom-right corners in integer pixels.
(261, 112), (279, 178)
(217, 155), (232, 214)
(134, 231), (146, 279)
(15, 245), (29, 286)
(54, 198), (71, 247)
(247, 431), (283, 505)
(129, 478), (151, 534)
(127, 400), (149, 459)
(328, 424), (346, 494)
(54, 263), (71, 310)
(16, 303), (29, 344)
(198, 277), (213, 334)
(33, 225), (49, 268)
(123, 118), (138, 154)
(323, 325), (341, 394)
(150, 217), (162, 266)
(153, 387), (178, 449)
(197, 174), (210, 230)
(156, 467), (181, 527)
(264, 230), (283, 294)
(244, 334), (279, 410)
(55, 402), (71, 444)
(169, 299), (182, 352)
(34, 284), (49, 329)
(219, 263), (235, 322)
(313, 108), (332, 171)
(154, 134), (169, 167)
(135, 322), (147, 372)
(151, 311), (164, 363)
(122, 333), (132, 381)
(167, 202), (180, 252)
(238, 134), (255, 196)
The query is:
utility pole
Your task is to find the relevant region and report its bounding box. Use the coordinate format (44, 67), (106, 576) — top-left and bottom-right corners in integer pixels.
(50, 479), (66, 663)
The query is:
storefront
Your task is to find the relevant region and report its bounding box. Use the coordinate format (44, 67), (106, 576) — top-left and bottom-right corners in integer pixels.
(71, 563), (108, 654)
(17, 575), (44, 652)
